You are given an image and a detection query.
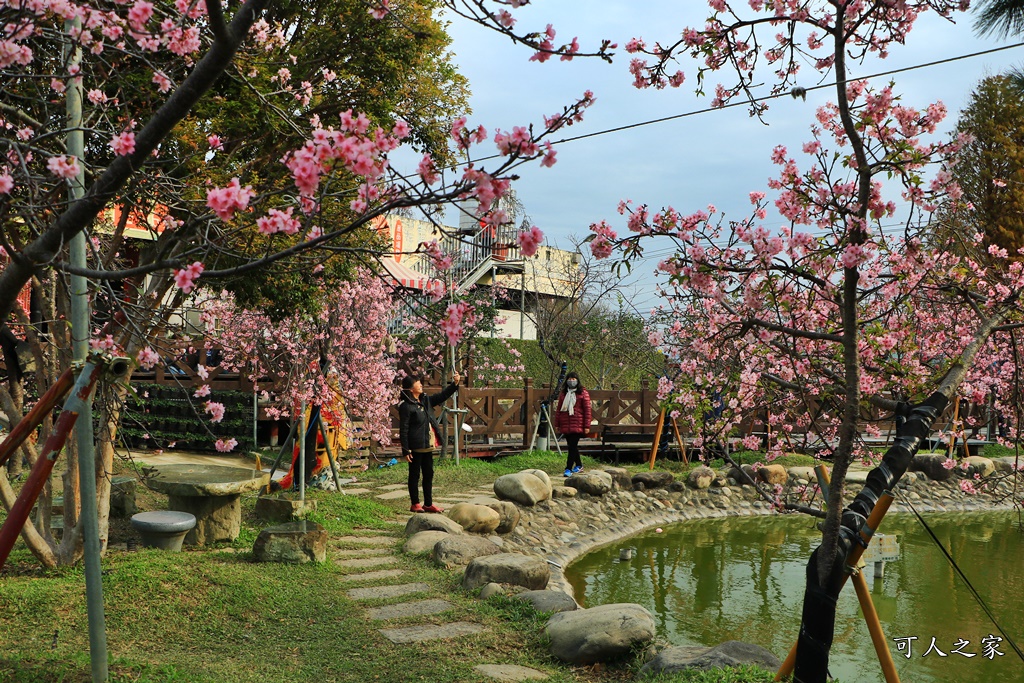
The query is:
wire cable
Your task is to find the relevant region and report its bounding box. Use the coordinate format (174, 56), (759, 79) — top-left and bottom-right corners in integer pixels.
(546, 41), (1024, 148)
(898, 490), (1024, 663)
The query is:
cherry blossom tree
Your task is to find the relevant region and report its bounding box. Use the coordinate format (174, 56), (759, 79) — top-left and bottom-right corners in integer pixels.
(580, 1), (1021, 679)
(198, 269), (397, 445)
(0, 0), (595, 567)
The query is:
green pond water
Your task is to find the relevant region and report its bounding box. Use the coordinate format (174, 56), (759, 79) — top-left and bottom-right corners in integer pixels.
(565, 511), (1024, 683)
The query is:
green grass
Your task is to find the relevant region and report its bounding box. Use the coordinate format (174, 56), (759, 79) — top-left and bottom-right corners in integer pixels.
(0, 450), (792, 683)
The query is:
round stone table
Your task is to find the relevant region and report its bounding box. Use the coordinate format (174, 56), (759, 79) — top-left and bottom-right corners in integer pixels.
(147, 464), (269, 546)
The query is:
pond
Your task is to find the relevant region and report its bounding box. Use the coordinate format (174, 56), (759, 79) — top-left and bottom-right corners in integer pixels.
(565, 511), (1024, 683)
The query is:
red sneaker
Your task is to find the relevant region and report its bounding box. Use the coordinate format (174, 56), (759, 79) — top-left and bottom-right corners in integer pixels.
(410, 503), (424, 512)
(423, 504), (444, 513)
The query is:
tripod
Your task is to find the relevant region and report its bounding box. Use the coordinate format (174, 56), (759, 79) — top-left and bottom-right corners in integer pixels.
(528, 401), (564, 455)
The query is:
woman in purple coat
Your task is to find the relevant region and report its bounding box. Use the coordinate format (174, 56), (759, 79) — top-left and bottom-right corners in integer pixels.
(554, 371), (591, 477)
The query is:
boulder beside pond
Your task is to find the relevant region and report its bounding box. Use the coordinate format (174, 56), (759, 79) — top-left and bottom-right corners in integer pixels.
(909, 453), (954, 482)
(631, 470), (674, 490)
(432, 534), (502, 568)
(641, 640), (781, 675)
(546, 603), (656, 664)
(494, 472), (551, 506)
(565, 470), (613, 496)
(404, 512), (463, 536)
(462, 552), (550, 591)
(448, 503), (501, 534)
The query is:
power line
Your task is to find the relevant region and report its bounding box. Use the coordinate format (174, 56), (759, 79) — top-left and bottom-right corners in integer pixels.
(546, 41), (1024, 148)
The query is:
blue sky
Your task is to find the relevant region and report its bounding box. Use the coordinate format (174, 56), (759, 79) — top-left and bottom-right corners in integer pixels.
(424, 3), (1024, 311)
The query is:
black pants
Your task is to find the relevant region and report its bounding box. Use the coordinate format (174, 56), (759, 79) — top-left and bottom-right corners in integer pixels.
(408, 450), (435, 506)
(564, 434), (582, 471)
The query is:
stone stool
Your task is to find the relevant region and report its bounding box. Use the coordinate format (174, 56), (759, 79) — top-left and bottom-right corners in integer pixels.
(130, 511), (197, 551)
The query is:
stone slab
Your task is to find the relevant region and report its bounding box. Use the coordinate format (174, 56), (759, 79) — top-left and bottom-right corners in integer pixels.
(335, 535), (396, 546)
(366, 598), (453, 621)
(336, 556), (398, 569)
(377, 484), (408, 491)
(339, 488), (372, 495)
(475, 664), (549, 681)
(346, 582), (432, 600)
(339, 569), (407, 583)
(148, 464), (269, 497)
(379, 621), (485, 644)
(376, 490), (412, 500)
(332, 547), (392, 557)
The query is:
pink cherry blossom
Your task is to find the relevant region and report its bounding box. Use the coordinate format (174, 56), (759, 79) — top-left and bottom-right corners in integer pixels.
(205, 401), (225, 423)
(517, 225), (544, 258)
(109, 131), (136, 156)
(173, 261), (204, 293)
(136, 347), (159, 370)
(206, 178), (254, 221)
(215, 438), (238, 453)
(47, 155), (80, 179)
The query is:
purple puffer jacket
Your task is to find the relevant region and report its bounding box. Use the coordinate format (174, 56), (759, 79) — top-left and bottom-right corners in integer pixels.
(554, 388), (591, 435)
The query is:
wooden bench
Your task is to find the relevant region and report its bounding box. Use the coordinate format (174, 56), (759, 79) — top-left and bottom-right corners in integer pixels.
(600, 423), (658, 445)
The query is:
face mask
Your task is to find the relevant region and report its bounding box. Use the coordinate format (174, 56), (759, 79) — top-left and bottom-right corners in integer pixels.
(567, 380), (578, 389)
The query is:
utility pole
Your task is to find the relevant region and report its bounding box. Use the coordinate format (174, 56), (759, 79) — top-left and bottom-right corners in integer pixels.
(66, 17), (109, 682)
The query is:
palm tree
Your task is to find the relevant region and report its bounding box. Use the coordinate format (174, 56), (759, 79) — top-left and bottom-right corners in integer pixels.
(975, 0), (1024, 38)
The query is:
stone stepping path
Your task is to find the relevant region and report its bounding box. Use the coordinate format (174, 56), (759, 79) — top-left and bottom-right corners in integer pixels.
(336, 556), (399, 569)
(379, 621), (485, 644)
(366, 598), (453, 621)
(375, 489), (411, 501)
(377, 484), (407, 491)
(346, 582), (431, 601)
(333, 547), (392, 558)
(334, 535), (395, 546)
(474, 664), (549, 681)
(339, 568), (407, 583)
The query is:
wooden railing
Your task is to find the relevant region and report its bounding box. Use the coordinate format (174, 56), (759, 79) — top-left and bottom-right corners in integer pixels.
(392, 379), (663, 446)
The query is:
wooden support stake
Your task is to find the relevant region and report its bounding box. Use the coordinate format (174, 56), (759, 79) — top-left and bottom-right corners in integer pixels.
(648, 409), (667, 470)
(671, 417), (688, 466)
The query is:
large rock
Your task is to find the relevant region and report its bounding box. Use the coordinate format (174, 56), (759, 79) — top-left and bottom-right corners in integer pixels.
(641, 640), (781, 675)
(514, 590), (578, 614)
(552, 485), (577, 498)
(601, 467), (633, 490)
(991, 456), (1021, 474)
(520, 468), (553, 495)
(546, 603), (656, 664)
(463, 552), (550, 590)
(494, 472), (551, 506)
(687, 466), (716, 489)
(433, 534), (503, 568)
(466, 497), (521, 534)
(404, 512), (463, 536)
(448, 503), (502, 534)
(728, 464), (757, 485)
(109, 476), (137, 518)
(255, 493), (316, 523)
(252, 521), (327, 564)
(963, 456), (996, 478)
(757, 464), (788, 486)
(909, 453), (954, 482)
(403, 530), (450, 554)
(565, 470), (613, 496)
(787, 466), (817, 482)
(631, 471), (675, 490)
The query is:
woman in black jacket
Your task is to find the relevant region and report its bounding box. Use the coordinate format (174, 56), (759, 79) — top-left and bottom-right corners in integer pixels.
(398, 371), (460, 513)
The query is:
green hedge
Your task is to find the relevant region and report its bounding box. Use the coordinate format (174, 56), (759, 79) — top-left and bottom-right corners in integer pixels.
(120, 382), (255, 452)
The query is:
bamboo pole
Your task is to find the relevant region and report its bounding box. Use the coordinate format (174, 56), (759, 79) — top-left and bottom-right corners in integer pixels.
(648, 408), (666, 470)
(851, 568), (901, 682)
